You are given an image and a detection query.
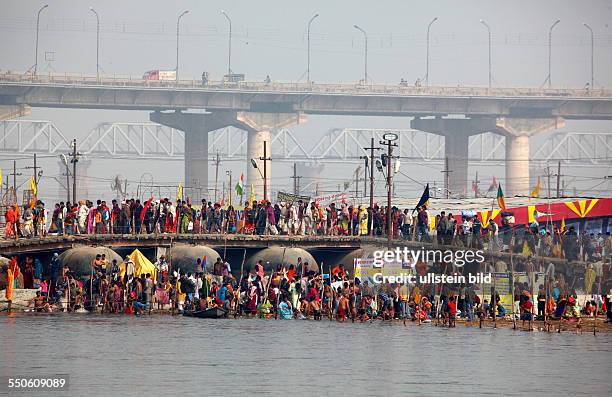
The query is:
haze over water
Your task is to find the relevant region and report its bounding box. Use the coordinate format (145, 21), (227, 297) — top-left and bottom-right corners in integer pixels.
(1, 314), (610, 396)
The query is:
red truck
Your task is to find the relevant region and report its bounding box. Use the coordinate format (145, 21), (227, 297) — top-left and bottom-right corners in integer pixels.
(142, 70), (177, 81)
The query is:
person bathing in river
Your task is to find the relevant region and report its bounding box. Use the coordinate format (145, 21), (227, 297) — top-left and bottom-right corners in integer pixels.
(304, 281), (321, 318)
(278, 295), (293, 319)
(337, 292), (350, 322)
(27, 291), (51, 312)
(447, 296), (457, 327)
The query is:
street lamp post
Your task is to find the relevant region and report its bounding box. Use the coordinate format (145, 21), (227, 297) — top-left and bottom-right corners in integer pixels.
(226, 170), (232, 207)
(583, 23), (594, 89)
(89, 7), (100, 81)
(60, 154), (70, 203)
(425, 17), (438, 85)
(353, 25), (368, 84)
(221, 10), (232, 76)
(250, 141), (271, 202)
(176, 10), (189, 82)
(546, 19), (561, 88)
(307, 13), (319, 84)
(379, 134), (398, 247)
(479, 19), (492, 89)
(34, 4), (49, 75)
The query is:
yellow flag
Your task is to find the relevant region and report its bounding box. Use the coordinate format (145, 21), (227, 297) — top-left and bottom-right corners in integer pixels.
(30, 176), (37, 196)
(176, 183), (183, 203)
(227, 189), (231, 208)
(249, 183), (255, 206)
(530, 177), (540, 198)
(0, 168), (2, 186)
(560, 217), (565, 233)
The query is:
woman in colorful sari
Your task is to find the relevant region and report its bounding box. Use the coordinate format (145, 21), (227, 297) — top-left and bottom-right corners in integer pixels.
(358, 206), (369, 235)
(247, 280), (259, 315)
(165, 201), (176, 233)
(4, 205), (17, 238)
(155, 282), (169, 310)
(87, 203), (96, 235)
(226, 206), (236, 233)
(339, 204), (350, 235)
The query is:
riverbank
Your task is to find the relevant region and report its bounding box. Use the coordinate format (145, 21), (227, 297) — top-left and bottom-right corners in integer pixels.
(3, 306), (610, 334)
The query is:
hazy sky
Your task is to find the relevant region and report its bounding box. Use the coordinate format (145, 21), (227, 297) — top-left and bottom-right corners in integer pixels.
(1, 0), (611, 203)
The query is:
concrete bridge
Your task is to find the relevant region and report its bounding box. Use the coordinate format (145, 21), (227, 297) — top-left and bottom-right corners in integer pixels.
(0, 234), (575, 269)
(2, 72), (612, 197)
(0, 234), (364, 256)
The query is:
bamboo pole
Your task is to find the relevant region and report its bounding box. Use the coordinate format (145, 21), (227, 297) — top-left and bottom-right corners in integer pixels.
(510, 231), (516, 330)
(234, 249), (247, 318)
(318, 261), (325, 320)
(593, 275), (602, 335)
(172, 267), (180, 315)
(352, 258), (357, 323)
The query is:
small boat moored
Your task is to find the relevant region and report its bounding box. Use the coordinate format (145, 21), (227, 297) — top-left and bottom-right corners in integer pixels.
(183, 307), (227, 319)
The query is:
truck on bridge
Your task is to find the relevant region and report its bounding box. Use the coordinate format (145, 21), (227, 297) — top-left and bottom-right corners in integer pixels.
(142, 70), (176, 81)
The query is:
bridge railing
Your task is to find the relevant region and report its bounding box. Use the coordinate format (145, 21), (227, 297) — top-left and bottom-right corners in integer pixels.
(1, 71), (610, 98)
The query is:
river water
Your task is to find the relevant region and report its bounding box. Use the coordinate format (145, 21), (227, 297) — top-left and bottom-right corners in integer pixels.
(0, 314), (610, 396)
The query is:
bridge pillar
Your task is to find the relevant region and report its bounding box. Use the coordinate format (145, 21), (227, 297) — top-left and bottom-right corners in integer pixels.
(0, 105), (30, 121)
(233, 112), (306, 201)
(150, 111), (232, 201)
(411, 117), (496, 197)
(151, 110), (305, 202)
(494, 117), (565, 196)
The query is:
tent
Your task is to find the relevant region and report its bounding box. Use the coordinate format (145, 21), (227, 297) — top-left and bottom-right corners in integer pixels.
(119, 249), (157, 280)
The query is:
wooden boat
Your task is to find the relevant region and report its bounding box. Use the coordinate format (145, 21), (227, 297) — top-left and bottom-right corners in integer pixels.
(183, 307), (227, 319)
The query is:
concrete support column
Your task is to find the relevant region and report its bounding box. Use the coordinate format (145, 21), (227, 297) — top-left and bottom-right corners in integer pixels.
(504, 134), (530, 196)
(152, 110), (304, 203)
(151, 111), (234, 201)
(184, 129), (208, 199)
(234, 111), (305, 201)
(0, 105), (30, 121)
(411, 117), (496, 197)
(247, 129), (271, 201)
(444, 132), (470, 196)
(494, 117), (565, 196)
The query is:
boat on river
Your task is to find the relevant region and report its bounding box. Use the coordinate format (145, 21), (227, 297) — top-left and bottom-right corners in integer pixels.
(183, 307), (227, 319)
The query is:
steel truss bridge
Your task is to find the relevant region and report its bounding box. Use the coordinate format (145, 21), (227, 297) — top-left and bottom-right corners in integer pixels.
(0, 119), (610, 167)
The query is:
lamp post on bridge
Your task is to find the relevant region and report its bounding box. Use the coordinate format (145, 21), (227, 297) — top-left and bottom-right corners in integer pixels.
(307, 13), (319, 84)
(175, 10), (189, 82)
(425, 17), (438, 86)
(583, 23), (594, 89)
(546, 19), (560, 88)
(89, 7), (100, 82)
(221, 10), (232, 76)
(353, 24), (368, 85)
(479, 19), (492, 89)
(33, 4), (49, 75)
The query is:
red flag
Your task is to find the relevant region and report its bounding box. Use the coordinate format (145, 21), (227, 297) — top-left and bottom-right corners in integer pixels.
(488, 176), (498, 192)
(140, 197), (154, 221)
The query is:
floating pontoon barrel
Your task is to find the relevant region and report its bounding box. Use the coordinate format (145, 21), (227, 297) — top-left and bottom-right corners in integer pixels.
(59, 247), (122, 276)
(337, 248), (379, 269)
(169, 244), (221, 273)
(246, 247), (318, 273)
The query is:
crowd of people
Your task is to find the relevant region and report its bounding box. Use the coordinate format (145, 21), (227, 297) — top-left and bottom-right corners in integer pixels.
(4, 198), (611, 263)
(3, 248), (611, 330)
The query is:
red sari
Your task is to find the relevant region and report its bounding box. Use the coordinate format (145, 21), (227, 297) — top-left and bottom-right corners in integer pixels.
(4, 206), (16, 238)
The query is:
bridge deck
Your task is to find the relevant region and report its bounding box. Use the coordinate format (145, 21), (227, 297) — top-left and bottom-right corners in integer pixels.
(2, 72), (612, 119)
(0, 234), (365, 255)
